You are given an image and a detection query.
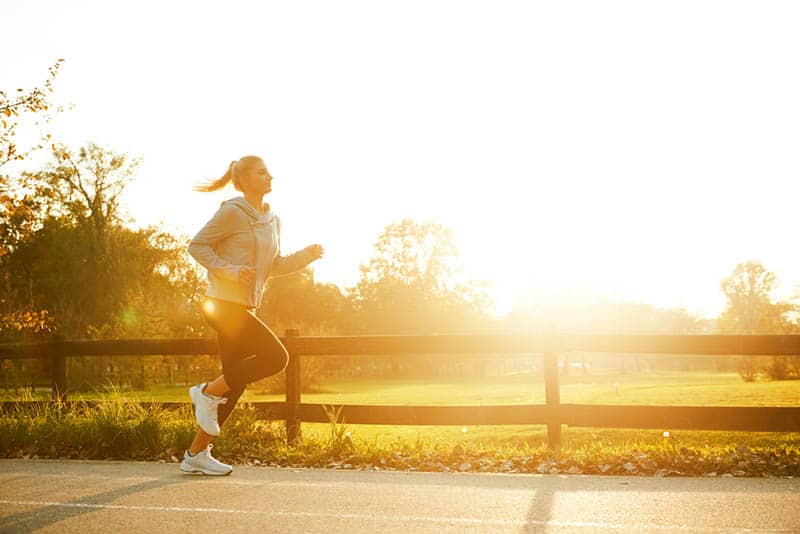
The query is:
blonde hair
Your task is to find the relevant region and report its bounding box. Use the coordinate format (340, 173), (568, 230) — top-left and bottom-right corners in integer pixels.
(194, 156), (262, 192)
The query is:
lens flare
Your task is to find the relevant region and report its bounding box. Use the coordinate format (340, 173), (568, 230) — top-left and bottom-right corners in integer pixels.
(203, 300), (215, 315)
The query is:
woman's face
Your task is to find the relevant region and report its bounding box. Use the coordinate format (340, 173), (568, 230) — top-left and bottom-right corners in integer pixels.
(239, 158), (272, 196)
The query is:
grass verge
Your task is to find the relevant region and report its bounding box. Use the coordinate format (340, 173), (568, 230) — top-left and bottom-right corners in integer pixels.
(1, 388), (797, 478)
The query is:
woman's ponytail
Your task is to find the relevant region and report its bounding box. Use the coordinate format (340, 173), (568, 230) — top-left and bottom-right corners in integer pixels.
(193, 160), (238, 192)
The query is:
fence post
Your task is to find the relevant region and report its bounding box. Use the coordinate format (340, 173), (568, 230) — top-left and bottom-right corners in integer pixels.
(284, 329), (301, 445)
(543, 332), (561, 450)
(51, 334), (67, 402)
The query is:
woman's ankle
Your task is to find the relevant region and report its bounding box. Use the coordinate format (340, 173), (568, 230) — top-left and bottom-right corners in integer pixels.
(203, 379), (229, 397)
(202, 382), (220, 396)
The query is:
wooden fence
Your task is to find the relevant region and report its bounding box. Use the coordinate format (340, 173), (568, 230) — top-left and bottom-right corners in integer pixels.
(1, 333), (799, 448)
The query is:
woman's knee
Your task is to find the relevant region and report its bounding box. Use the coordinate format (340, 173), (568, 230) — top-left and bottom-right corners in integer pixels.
(257, 346), (289, 379)
(272, 347), (290, 375)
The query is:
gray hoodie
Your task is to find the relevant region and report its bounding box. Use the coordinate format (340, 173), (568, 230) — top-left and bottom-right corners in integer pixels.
(188, 196), (313, 309)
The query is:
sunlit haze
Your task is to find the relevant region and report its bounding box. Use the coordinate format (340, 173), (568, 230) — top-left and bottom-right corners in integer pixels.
(4, 1), (800, 318)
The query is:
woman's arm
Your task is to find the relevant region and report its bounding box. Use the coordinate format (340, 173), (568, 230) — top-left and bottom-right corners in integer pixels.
(268, 216), (323, 279)
(270, 248), (316, 279)
(187, 203), (243, 282)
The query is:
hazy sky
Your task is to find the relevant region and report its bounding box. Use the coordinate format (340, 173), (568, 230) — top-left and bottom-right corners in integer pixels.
(4, 1), (799, 318)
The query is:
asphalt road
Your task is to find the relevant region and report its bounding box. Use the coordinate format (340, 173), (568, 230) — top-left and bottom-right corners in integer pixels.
(0, 460), (798, 533)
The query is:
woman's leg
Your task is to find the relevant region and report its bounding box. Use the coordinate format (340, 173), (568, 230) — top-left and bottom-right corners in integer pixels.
(187, 316), (249, 454)
(215, 331), (246, 428)
(215, 312), (289, 427)
(188, 428), (214, 455)
(200, 299), (290, 428)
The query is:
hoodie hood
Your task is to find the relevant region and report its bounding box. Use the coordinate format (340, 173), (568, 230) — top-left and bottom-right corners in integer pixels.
(223, 196), (274, 224)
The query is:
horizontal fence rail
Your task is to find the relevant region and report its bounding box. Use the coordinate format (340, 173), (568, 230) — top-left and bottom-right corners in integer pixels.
(1, 333), (799, 447)
(2, 401), (798, 433)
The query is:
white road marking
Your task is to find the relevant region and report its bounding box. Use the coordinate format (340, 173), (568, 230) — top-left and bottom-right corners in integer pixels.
(0, 472), (351, 488)
(0, 499), (788, 532)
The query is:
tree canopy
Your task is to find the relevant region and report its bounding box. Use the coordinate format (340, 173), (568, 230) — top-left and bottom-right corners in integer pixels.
(717, 260), (796, 334)
(352, 219), (492, 334)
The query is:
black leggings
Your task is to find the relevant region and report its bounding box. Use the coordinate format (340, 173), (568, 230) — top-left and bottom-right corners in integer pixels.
(201, 297), (289, 427)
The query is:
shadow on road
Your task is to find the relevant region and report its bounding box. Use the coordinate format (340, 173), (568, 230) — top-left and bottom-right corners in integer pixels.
(523, 483), (555, 533)
(0, 473), (185, 533)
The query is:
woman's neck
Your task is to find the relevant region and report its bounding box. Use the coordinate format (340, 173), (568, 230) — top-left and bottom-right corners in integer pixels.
(243, 193), (264, 213)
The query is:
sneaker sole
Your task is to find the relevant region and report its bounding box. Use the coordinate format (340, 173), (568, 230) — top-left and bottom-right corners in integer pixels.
(180, 464), (232, 476)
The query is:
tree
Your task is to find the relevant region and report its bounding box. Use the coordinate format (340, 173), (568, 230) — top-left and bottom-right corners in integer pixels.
(718, 261), (794, 334)
(0, 143), (203, 341)
(349, 219), (493, 378)
(33, 142), (140, 235)
(717, 261), (799, 380)
(352, 219), (491, 335)
(0, 60), (65, 335)
(0, 61), (66, 260)
(0, 59), (64, 173)
(2, 143), (140, 336)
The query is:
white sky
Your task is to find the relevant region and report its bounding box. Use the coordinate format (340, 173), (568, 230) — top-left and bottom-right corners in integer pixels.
(3, 0), (799, 318)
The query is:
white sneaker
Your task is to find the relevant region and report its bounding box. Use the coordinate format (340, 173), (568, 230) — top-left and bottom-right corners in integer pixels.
(189, 382), (228, 436)
(179, 444), (233, 476)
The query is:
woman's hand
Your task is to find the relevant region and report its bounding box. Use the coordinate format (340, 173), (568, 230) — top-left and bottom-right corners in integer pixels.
(238, 265), (255, 287)
(305, 244), (325, 261)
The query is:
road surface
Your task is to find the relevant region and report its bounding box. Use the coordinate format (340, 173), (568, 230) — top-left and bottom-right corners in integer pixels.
(1, 459), (798, 533)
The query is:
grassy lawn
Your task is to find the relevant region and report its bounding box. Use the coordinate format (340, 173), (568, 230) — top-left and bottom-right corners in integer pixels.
(7, 370), (798, 406)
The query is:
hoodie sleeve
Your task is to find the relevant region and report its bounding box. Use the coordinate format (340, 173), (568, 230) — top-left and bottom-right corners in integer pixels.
(268, 215), (315, 279)
(188, 203), (243, 282)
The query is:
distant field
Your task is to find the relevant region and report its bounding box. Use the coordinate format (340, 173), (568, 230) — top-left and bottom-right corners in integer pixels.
(4, 370), (797, 406)
(4, 371), (798, 450)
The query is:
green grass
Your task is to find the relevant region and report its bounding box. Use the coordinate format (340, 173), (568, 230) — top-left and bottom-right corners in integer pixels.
(302, 371), (800, 407)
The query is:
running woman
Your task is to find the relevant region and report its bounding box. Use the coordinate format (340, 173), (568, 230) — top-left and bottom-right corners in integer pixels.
(181, 155), (324, 475)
